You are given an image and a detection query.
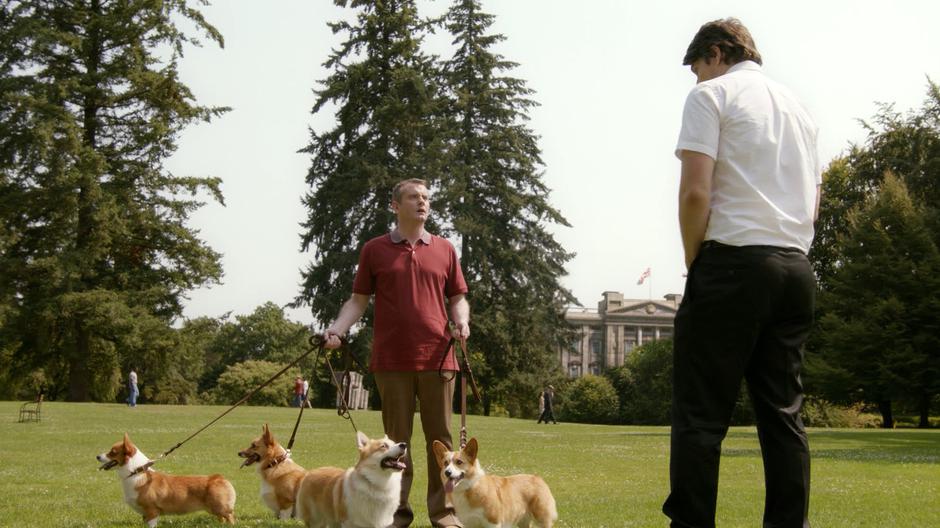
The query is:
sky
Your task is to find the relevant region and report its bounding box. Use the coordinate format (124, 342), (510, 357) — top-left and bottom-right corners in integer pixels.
(167, 0), (940, 327)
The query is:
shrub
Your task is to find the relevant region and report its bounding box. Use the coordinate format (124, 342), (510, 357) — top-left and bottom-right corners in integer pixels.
(801, 398), (881, 428)
(560, 375), (618, 424)
(206, 360), (301, 407)
(608, 339), (673, 425)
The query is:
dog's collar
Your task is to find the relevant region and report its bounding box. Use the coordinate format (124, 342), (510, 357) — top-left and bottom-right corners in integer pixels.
(264, 451), (291, 469)
(125, 461), (154, 480)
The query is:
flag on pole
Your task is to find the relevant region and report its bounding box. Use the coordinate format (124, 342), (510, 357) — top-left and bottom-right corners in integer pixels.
(637, 267), (651, 285)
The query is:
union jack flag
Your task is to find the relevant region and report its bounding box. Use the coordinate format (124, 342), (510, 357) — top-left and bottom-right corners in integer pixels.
(637, 267), (651, 285)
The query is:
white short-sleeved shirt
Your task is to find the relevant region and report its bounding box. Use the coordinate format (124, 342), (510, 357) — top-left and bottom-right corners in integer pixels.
(676, 61), (821, 253)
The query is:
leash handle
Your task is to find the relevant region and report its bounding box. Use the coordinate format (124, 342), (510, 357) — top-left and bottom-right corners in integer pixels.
(454, 337), (481, 403)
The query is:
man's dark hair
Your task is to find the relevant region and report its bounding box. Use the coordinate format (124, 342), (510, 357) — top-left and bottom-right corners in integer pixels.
(683, 18), (762, 66)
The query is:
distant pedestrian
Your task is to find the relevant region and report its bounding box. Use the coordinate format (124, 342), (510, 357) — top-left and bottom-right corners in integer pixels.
(127, 368), (139, 407)
(302, 378), (312, 408)
(293, 376), (304, 408)
(537, 385), (557, 424)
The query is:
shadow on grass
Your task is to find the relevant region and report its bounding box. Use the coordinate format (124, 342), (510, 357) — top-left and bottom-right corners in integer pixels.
(62, 514), (293, 527)
(723, 430), (939, 464)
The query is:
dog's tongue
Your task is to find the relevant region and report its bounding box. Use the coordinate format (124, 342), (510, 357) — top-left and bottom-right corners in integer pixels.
(445, 478), (456, 493)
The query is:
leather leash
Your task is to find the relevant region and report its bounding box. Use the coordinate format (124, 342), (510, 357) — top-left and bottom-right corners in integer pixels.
(439, 333), (480, 449)
(123, 334), (327, 479)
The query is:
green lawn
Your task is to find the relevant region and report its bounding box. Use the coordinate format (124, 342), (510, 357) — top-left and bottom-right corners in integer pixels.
(0, 402), (937, 527)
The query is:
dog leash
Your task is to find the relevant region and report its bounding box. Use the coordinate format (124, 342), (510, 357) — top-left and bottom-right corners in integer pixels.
(439, 331), (481, 449)
(284, 338), (361, 455)
(285, 336), (327, 454)
(124, 335), (328, 479)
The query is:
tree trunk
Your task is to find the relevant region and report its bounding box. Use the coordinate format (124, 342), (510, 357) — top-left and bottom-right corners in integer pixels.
(877, 399), (894, 428)
(67, 322), (91, 401)
(918, 393), (930, 429)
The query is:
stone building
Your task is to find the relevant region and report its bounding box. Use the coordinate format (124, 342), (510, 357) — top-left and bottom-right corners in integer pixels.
(560, 291), (682, 377)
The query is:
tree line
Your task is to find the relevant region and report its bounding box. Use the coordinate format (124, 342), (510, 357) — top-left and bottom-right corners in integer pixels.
(1, 1), (936, 426)
(0, 0), (573, 413)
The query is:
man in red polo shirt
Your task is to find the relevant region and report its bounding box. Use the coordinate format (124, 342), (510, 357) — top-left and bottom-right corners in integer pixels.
(324, 178), (469, 528)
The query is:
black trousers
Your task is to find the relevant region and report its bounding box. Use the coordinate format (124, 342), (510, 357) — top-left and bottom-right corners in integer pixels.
(663, 242), (814, 528)
(537, 407), (556, 423)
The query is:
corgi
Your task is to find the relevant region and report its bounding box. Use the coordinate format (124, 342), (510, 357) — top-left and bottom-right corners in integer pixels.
(96, 433), (236, 526)
(295, 431), (407, 528)
(238, 423), (307, 519)
(432, 437), (557, 528)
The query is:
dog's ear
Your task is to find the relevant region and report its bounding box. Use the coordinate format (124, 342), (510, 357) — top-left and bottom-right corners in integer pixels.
(465, 437), (478, 463)
(356, 431), (370, 449)
(262, 423), (274, 445)
(431, 440), (448, 469)
(122, 433), (136, 458)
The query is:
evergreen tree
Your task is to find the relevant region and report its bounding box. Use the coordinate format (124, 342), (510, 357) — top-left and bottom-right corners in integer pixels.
(812, 80), (940, 289)
(816, 173), (940, 427)
(297, 0), (445, 329)
(808, 82), (940, 426)
(439, 0), (574, 415)
(0, 0), (227, 400)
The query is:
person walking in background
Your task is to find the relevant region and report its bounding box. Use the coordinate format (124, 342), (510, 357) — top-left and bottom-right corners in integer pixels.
(537, 385), (557, 424)
(293, 375), (304, 408)
(323, 178), (470, 528)
(302, 377), (312, 408)
(127, 368), (138, 407)
(664, 18), (820, 528)
(538, 389), (545, 418)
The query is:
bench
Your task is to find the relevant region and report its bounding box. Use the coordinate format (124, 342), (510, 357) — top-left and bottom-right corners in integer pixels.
(18, 395), (42, 423)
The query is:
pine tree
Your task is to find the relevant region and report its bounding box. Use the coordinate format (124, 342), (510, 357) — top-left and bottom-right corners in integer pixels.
(297, 0), (445, 326)
(439, 0), (575, 415)
(808, 82), (940, 425)
(816, 173), (940, 427)
(0, 0), (227, 401)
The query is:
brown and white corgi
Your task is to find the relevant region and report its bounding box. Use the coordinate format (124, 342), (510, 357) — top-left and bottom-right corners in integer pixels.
(96, 433), (236, 526)
(238, 423), (307, 519)
(432, 437), (557, 528)
(295, 431), (407, 528)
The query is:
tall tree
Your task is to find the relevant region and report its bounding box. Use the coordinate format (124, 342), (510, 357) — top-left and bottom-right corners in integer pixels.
(807, 81), (940, 426)
(0, 0), (227, 401)
(198, 302), (311, 391)
(439, 0), (574, 415)
(296, 0), (445, 331)
(815, 173), (940, 428)
(812, 80), (940, 289)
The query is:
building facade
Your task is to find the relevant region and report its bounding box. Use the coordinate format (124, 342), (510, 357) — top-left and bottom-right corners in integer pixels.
(561, 291), (681, 377)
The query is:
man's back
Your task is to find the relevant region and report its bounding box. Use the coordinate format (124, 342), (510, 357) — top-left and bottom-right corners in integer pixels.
(678, 60), (820, 251)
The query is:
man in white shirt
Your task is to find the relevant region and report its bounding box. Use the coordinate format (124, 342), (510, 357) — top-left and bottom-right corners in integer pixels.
(664, 18), (819, 528)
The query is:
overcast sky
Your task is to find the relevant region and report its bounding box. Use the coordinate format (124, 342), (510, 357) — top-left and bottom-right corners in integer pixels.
(167, 0), (940, 326)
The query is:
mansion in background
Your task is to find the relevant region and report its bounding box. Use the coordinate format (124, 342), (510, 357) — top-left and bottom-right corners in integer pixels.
(560, 291), (681, 378)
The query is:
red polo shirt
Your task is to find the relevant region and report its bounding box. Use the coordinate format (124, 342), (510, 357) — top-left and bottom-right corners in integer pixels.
(353, 230), (468, 371)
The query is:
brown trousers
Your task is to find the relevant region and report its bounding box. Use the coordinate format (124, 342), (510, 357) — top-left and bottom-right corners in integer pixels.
(374, 370), (461, 528)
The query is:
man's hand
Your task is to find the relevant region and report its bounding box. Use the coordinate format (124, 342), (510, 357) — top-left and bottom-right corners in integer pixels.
(448, 294), (470, 341)
(450, 321), (470, 340)
(323, 328), (343, 350)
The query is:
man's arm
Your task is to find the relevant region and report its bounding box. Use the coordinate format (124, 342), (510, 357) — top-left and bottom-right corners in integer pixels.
(678, 150), (715, 269)
(448, 293), (470, 339)
(324, 293), (370, 349)
(814, 184), (822, 222)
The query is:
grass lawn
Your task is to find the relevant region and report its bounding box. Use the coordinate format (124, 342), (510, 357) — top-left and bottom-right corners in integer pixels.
(0, 401), (937, 527)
